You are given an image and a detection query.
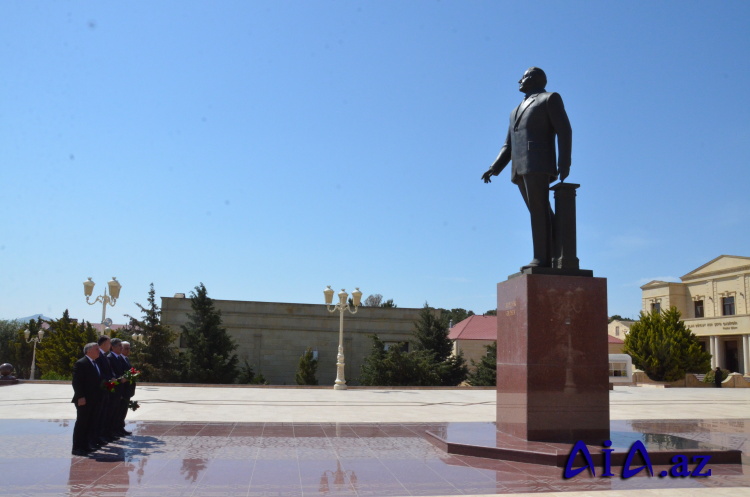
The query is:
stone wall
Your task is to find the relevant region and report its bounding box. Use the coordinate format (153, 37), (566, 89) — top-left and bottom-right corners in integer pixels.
(453, 339), (493, 371)
(161, 297), (423, 385)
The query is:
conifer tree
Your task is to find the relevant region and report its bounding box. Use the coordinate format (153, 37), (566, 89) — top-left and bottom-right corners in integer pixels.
(179, 283), (239, 384)
(467, 342), (497, 386)
(295, 347), (319, 385)
(36, 310), (98, 378)
(358, 335), (438, 386)
(124, 283), (179, 382)
(624, 307), (711, 382)
(413, 303), (468, 386)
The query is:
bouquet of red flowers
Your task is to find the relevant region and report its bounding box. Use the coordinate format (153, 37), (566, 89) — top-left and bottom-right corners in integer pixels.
(122, 367), (141, 383)
(102, 379), (119, 393)
(128, 400), (140, 412)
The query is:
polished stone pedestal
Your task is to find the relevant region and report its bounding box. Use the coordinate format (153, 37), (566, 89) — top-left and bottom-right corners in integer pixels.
(496, 273), (609, 444)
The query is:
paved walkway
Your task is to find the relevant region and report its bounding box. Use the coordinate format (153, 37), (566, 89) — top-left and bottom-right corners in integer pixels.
(0, 383), (749, 497)
(4, 383), (750, 423)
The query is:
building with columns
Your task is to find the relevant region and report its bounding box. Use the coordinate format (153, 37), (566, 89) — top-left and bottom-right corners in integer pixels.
(641, 255), (750, 374)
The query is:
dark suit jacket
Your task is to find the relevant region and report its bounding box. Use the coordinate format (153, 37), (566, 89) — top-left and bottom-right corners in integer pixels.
(71, 356), (102, 404)
(121, 356), (136, 398)
(96, 350), (114, 380)
(491, 91), (572, 184)
(108, 352), (128, 396)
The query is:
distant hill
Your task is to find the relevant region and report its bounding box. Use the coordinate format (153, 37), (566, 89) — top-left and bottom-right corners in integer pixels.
(15, 314), (53, 323)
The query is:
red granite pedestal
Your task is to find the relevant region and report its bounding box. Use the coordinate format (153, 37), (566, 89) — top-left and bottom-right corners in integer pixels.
(496, 273), (609, 444)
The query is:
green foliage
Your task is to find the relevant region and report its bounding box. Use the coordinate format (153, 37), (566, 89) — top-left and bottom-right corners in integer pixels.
(413, 304), (454, 361)
(438, 308), (475, 327)
(362, 294), (397, 308)
(623, 307), (711, 382)
(703, 368), (729, 384)
(179, 283), (239, 384)
(484, 309), (497, 316)
(358, 335), (439, 386)
(467, 342), (497, 386)
(609, 314), (634, 323)
(237, 360), (267, 384)
(36, 310), (98, 378)
(295, 347), (319, 385)
(359, 304), (468, 386)
(40, 371), (72, 381)
(123, 284), (180, 382)
(0, 319), (35, 379)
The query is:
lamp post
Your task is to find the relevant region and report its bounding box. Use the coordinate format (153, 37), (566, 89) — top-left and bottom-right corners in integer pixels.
(83, 277), (122, 334)
(23, 328), (44, 380)
(324, 286), (362, 390)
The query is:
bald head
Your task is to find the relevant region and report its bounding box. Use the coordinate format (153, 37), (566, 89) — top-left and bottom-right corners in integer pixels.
(519, 67), (547, 94)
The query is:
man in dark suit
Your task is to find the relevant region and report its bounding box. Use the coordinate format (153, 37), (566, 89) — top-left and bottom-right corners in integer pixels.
(120, 341), (136, 434)
(71, 342), (103, 456)
(108, 338), (130, 437)
(94, 335), (117, 444)
(481, 67), (572, 270)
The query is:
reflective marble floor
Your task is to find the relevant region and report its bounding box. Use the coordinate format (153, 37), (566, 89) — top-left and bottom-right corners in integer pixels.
(1, 419), (749, 496)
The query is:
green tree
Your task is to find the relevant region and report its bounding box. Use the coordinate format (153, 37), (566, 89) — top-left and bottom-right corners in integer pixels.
(439, 308), (475, 327)
(358, 335), (438, 386)
(295, 347), (319, 385)
(413, 304), (468, 385)
(609, 314), (634, 323)
(36, 310), (97, 379)
(467, 342), (497, 386)
(359, 304), (468, 386)
(123, 283), (179, 382)
(0, 319), (35, 379)
(380, 299), (397, 308)
(237, 360), (267, 384)
(413, 304), (454, 360)
(179, 283), (239, 384)
(484, 309), (497, 316)
(623, 307), (711, 382)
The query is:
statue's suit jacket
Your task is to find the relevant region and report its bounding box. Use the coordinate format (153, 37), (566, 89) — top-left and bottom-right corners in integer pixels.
(491, 91), (572, 184)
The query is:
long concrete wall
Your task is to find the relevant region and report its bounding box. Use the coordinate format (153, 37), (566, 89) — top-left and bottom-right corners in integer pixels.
(161, 297), (423, 385)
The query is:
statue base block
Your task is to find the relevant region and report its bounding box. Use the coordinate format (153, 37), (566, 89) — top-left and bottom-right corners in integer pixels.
(496, 274), (609, 444)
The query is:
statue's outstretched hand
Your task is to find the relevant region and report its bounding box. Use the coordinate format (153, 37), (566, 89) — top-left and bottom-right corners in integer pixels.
(481, 169), (495, 183)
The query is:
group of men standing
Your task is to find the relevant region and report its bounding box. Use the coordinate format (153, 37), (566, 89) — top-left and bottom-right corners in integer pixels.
(71, 336), (137, 456)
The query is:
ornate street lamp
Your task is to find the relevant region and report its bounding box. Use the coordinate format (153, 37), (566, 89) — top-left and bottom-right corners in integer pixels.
(324, 285), (362, 390)
(83, 277), (122, 334)
(23, 328), (44, 380)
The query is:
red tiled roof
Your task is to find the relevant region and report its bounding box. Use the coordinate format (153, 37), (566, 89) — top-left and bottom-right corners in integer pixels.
(608, 335), (624, 344)
(448, 315), (496, 341)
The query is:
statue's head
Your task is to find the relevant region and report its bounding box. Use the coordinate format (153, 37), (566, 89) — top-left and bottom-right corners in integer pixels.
(519, 67), (547, 93)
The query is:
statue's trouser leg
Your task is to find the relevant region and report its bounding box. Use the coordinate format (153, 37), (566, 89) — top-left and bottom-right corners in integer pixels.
(517, 174), (553, 266)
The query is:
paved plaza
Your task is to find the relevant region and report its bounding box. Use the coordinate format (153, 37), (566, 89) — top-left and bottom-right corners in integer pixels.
(1, 383), (749, 496)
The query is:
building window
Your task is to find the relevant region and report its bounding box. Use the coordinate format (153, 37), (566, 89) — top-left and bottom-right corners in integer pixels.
(651, 302), (661, 314)
(615, 326), (620, 336)
(694, 300), (704, 318)
(609, 362), (627, 378)
(722, 296), (735, 316)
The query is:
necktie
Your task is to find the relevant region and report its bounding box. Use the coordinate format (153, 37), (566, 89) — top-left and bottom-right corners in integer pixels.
(90, 359), (101, 377)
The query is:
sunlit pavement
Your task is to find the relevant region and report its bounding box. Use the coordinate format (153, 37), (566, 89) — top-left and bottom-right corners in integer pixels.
(1, 383), (749, 496)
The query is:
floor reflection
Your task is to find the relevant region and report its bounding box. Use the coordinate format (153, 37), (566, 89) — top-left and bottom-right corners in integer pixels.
(0, 419), (747, 497)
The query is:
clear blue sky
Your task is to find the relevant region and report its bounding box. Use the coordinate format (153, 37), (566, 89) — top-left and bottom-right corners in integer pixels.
(2, 1), (749, 324)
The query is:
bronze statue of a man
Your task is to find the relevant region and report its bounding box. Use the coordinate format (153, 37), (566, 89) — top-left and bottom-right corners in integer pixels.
(482, 67), (572, 271)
